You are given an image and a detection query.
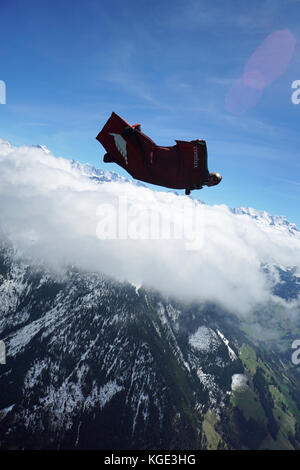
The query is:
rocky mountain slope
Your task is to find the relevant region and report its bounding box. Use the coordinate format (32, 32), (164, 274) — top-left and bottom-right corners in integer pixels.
(0, 239), (300, 450)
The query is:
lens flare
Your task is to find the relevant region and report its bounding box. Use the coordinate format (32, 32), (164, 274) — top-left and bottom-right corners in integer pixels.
(225, 29), (297, 114)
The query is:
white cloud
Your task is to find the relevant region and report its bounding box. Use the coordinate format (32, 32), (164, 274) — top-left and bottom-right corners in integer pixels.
(0, 138), (299, 316)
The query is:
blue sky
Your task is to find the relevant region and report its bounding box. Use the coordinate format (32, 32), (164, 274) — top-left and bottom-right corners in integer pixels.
(0, 0), (300, 226)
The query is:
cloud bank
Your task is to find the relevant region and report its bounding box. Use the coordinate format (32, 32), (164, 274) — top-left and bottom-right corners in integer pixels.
(0, 139), (299, 315)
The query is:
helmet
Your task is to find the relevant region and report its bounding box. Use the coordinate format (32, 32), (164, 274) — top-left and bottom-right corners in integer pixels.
(210, 172), (222, 185)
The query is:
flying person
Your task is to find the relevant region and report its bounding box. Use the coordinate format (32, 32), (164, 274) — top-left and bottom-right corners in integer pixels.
(96, 112), (222, 195)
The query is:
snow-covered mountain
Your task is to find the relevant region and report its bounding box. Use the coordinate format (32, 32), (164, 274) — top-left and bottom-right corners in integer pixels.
(69, 159), (132, 185)
(231, 207), (299, 236)
(0, 139), (300, 450)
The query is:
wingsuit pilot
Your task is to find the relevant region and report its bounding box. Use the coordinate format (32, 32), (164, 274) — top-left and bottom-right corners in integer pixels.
(97, 112), (222, 195)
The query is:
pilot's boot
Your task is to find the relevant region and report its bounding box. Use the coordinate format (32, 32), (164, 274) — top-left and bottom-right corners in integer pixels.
(103, 153), (115, 163)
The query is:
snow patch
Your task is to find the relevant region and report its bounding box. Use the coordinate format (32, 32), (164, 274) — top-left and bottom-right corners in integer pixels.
(231, 374), (248, 391)
(0, 404), (15, 419)
(217, 330), (237, 361)
(189, 326), (220, 353)
(84, 380), (123, 411)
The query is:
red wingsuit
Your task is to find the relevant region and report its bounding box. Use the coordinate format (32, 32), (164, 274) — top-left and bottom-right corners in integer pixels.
(96, 112), (210, 192)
